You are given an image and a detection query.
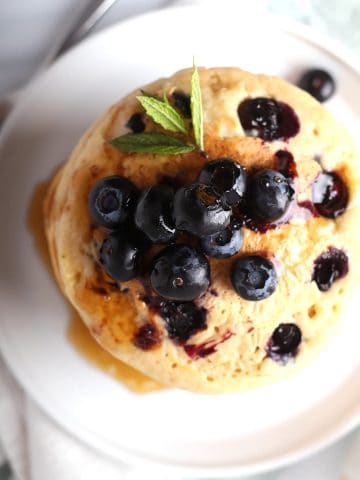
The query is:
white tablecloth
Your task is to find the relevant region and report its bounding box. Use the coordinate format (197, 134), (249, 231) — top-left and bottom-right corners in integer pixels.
(0, 1), (360, 479)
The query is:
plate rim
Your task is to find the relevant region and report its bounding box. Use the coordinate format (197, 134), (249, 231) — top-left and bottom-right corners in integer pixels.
(0, 4), (360, 477)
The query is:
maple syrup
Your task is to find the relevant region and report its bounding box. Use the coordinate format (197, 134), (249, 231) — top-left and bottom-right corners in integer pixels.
(68, 312), (164, 393)
(28, 181), (164, 394)
(27, 181), (53, 271)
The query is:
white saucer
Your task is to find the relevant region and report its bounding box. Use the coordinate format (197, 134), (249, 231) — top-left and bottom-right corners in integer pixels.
(0, 5), (359, 478)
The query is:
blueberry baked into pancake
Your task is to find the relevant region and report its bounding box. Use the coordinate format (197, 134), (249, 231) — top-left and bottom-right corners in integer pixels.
(44, 65), (360, 393)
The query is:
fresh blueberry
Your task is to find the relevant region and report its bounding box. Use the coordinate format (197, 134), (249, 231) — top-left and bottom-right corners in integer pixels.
(173, 183), (231, 237)
(268, 323), (302, 356)
(99, 230), (146, 281)
(231, 255), (277, 301)
(135, 185), (176, 244)
(160, 300), (207, 343)
(247, 169), (294, 222)
(89, 176), (138, 229)
(298, 69), (336, 102)
(312, 247), (349, 292)
(312, 171), (348, 219)
(171, 90), (191, 118)
(201, 223), (243, 258)
(150, 244), (210, 301)
(198, 158), (247, 208)
(126, 113), (145, 133)
(238, 97), (300, 141)
(238, 97), (279, 141)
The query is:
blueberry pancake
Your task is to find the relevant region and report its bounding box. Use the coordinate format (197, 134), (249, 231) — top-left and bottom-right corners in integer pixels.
(44, 67), (360, 393)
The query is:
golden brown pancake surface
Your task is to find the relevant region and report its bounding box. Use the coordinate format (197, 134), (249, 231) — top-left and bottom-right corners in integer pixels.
(44, 67), (360, 393)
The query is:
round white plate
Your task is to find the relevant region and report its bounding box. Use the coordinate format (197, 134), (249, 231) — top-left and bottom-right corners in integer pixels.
(0, 5), (360, 478)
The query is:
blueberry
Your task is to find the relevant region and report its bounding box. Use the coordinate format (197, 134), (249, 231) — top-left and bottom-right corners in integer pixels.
(268, 323), (302, 356)
(276, 102), (300, 140)
(312, 171), (348, 219)
(150, 244), (210, 301)
(247, 169), (294, 222)
(298, 69), (336, 102)
(135, 185), (176, 244)
(126, 113), (145, 133)
(238, 97), (300, 141)
(99, 230), (146, 281)
(238, 97), (280, 141)
(198, 158), (247, 208)
(171, 90), (191, 118)
(173, 183), (231, 237)
(201, 223), (243, 258)
(89, 176), (138, 229)
(231, 255), (277, 301)
(312, 247), (348, 292)
(160, 300), (207, 343)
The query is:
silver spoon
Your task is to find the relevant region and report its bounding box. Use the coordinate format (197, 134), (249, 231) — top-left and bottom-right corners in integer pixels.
(0, 0), (118, 129)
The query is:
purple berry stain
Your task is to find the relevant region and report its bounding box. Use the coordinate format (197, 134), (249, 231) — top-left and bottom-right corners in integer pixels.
(133, 322), (161, 350)
(184, 330), (234, 360)
(274, 150), (298, 180)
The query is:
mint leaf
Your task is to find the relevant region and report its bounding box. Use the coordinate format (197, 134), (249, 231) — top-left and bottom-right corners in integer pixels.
(110, 133), (195, 155)
(140, 90), (162, 100)
(190, 61), (204, 150)
(137, 95), (187, 134)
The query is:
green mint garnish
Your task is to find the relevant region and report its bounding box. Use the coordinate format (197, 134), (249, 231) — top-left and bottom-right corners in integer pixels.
(140, 90), (162, 100)
(110, 133), (195, 155)
(190, 60), (204, 150)
(137, 94), (187, 134)
(110, 61), (205, 156)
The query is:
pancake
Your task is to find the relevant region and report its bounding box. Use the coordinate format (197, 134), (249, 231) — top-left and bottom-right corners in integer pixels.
(44, 67), (360, 393)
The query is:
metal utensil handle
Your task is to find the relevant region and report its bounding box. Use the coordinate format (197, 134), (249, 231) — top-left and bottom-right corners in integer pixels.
(0, 0), (118, 130)
(41, 0), (118, 66)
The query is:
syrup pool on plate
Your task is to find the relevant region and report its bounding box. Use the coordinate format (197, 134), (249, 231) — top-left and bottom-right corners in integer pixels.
(68, 312), (164, 394)
(28, 182), (164, 394)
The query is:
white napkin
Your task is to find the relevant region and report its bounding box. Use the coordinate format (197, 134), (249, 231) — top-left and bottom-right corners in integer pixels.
(0, 355), (174, 480)
(343, 433), (360, 479)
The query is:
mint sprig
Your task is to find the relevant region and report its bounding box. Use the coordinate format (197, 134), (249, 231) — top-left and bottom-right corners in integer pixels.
(140, 90), (162, 100)
(137, 94), (187, 134)
(110, 61), (204, 156)
(110, 133), (195, 155)
(190, 61), (204, 151)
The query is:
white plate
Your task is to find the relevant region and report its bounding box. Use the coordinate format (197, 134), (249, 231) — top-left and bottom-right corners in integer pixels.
(0, 5), (360, 478)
